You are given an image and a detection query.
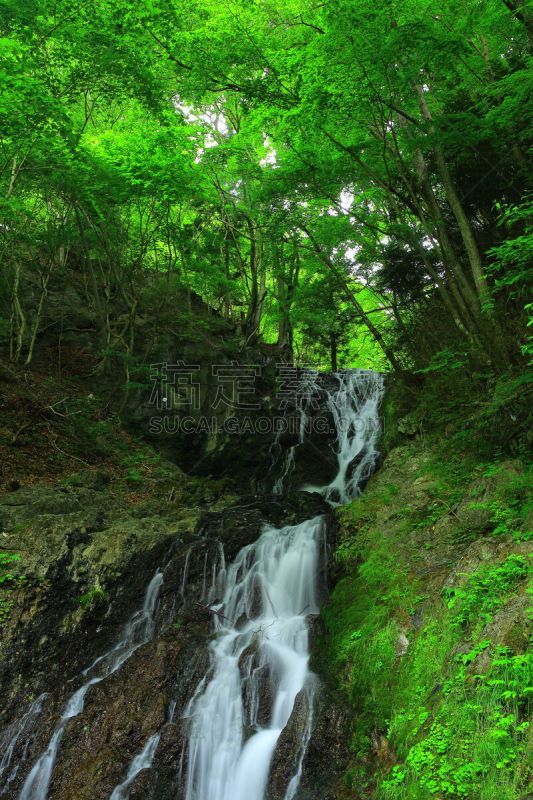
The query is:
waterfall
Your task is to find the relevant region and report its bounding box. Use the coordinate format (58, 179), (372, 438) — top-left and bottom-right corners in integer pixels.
(184, 517), (324, 800)
(303, 370), (384, 505)
(8, 368), (383, 800)
(0, 694), (48, 796)
(17, 571), (163, 800)
(183, 369), (384, 800)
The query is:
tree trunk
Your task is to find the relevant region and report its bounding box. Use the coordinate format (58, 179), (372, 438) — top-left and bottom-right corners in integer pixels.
(330, 333), (338, 372)
(10, 263), (27, 362)
(244, 218), (265, 340)
(25, 262), (53, 365)
(302, 226), (403, 372)
(416, 87), (493, 313)
(275, 242), (298, 359)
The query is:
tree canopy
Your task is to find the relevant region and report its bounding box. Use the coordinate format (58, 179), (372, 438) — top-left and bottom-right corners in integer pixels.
(1, 0), (531, 371)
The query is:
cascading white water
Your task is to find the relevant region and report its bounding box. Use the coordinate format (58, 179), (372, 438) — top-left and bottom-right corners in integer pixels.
(304, 370), (384, 505)
(184, 369), (384, 800)
(110, 734), (161, 800)
(184, 516), (324, 800)
(17, 570), (163, 800)
(0, 694), (48, 796)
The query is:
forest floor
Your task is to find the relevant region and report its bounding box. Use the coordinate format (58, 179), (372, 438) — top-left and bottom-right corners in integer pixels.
(0, 357), (134, 486)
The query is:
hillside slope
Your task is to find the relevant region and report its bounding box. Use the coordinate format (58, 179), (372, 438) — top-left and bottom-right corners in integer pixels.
(313, 378), (532, 800)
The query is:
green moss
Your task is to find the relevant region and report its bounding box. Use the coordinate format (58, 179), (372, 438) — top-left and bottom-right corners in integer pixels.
(0, 552), (24, 625)
(317, 438), (532, 800)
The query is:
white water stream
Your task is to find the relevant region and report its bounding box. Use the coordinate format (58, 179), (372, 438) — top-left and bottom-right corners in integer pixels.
(0, 695), (48, 796)
(16, 571), (163, 800)
(184, 516), (324, 800)
(304, 370), (384, 505)
(110, 733), (162, 800)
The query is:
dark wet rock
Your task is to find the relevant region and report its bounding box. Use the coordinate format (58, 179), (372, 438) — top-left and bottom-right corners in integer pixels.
(296, 687), (352, 800)
(267, 689), (311, 799)
(267, 682), (350, 800)
(144, 647), (211, 800)
(45, 633), (188, 800)
(239, 643), (274, 730)
(291, 441), (337, 492)
(6, 623), (210, 800)
(127, 770), (151, 800)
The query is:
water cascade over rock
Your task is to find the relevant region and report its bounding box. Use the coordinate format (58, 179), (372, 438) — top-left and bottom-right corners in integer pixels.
(183, 516), (324, 800)
(16, 572), (163, 800)
(182, 370), (384, 800)
(2, 369), (383, 800)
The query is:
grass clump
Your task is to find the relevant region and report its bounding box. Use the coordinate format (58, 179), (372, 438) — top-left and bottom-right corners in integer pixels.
(79, 582), (109, 609)
(0, 552), (25, 625)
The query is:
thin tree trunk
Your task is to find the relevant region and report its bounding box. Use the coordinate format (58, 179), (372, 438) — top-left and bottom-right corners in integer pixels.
(244, 217), (265, 338)
(11, 263), (27, 362)
(25, 263), (53, 365)
(301, 226), (403, 372)
(416, 87), (493, 312)
(275, 242), (297, 357)
(411, 146), (483, 322)
(330, 333), (338, 372)
(411, 239), (475, 341)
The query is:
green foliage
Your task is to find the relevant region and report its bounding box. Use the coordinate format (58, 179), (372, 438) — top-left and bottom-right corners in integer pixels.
(444, 555), (530, 631)
(382, 647), (532, 800)
(0, 552), (20, 585)
(318, 432), (532, 800)
(79, 583), (109, 609)
(0, 552), (24, 624)
(0, 0), (529, 373)
(119, 446), (173, 484)
(418, 349), (469, 374)
(488, 199), (533, 359)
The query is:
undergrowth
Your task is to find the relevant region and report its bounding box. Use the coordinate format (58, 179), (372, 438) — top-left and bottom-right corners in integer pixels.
(316, 377), (532, 800)
(0, 552), (24, 625)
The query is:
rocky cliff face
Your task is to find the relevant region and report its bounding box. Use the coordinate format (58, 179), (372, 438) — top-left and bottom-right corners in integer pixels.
(0, 478), (341, 798)
(1, 277), (353, 791)
(0, 358), (346, 799)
